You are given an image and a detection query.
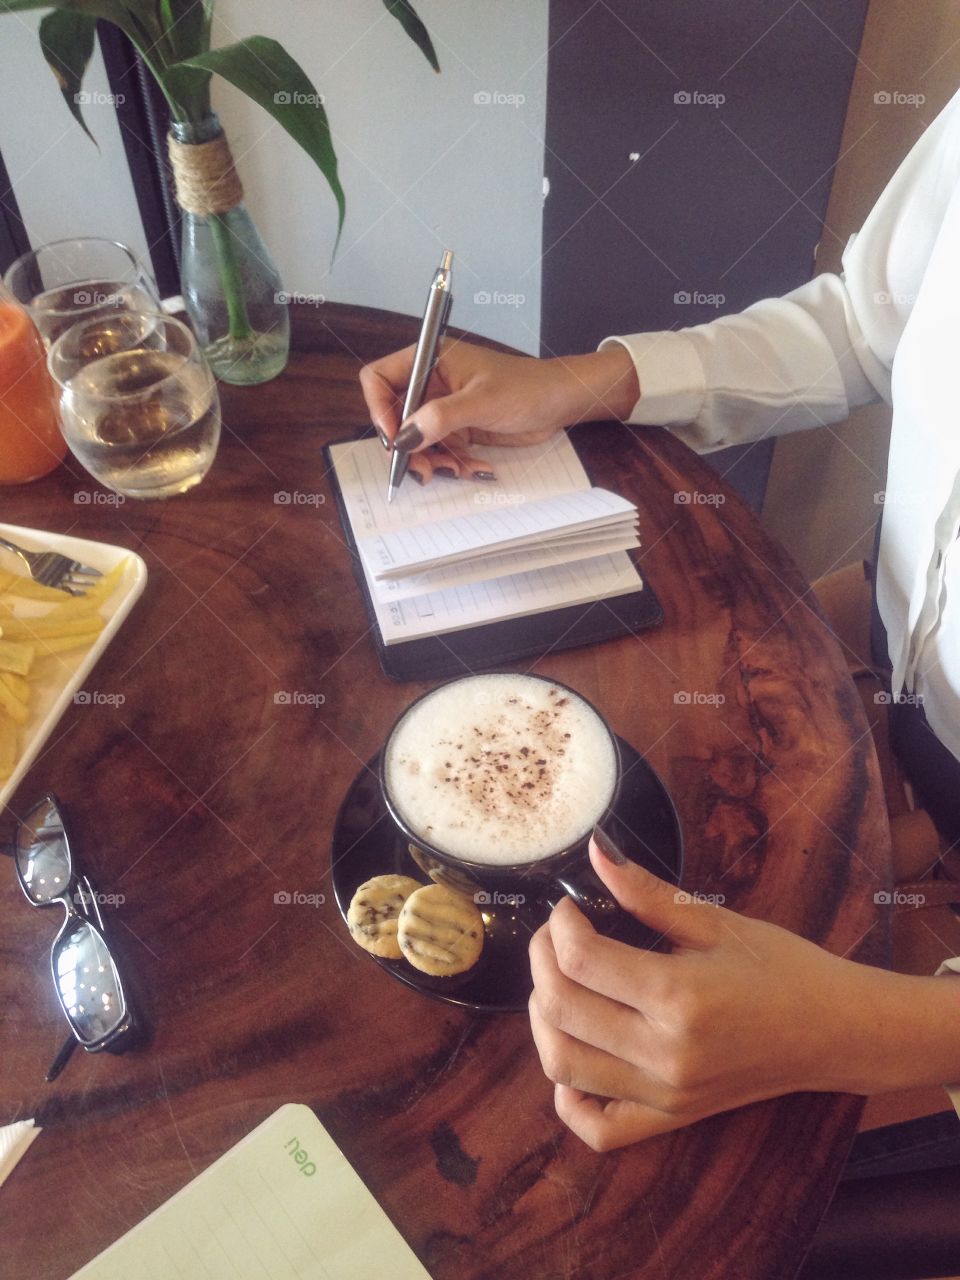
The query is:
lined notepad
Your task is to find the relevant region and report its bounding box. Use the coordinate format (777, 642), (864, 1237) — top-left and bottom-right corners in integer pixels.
(70, 1104), (431, 1280)
(327, 434), (644, 644)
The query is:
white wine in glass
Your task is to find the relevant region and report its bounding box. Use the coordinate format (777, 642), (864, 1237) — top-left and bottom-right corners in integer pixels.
(48, 311), (221, 500)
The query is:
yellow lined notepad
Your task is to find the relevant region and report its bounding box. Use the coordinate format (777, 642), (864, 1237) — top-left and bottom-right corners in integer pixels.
(70, 1104), (432, 1280)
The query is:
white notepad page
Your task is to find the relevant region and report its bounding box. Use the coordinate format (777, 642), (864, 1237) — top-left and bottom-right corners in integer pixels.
(359, 488), (638, 580)
(328, 432), (592, 538)
(327, 434), (644, 645)
(70, 1104), (431, 1280)
(376, 529), (641, 602)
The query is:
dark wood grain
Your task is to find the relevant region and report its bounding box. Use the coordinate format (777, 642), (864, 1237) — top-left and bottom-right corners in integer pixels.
(0, 303), (891, 1280)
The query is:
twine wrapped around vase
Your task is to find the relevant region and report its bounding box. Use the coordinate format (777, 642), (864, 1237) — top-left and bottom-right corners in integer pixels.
(168, 130), (244, 216)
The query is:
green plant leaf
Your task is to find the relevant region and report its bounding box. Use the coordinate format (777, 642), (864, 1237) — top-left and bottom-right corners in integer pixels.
(38, 9), (97, 143)
(159, 0), (211, 62)
(172, 36), (345, 241)
(161, 60), (212, 121)
(382, 0), (439, 72)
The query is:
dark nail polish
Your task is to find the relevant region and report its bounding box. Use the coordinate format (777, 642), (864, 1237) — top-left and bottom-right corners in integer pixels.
(375, 425), (391, 450)
(409, 470), (424, 485)
(473, 470), (497, 482)
(395, 421), (424, 453)
(592, 825), (626, 865)
(434, 466), (458, 479)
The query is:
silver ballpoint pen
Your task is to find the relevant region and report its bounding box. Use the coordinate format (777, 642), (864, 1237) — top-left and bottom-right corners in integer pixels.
(386, 249), (454, 502)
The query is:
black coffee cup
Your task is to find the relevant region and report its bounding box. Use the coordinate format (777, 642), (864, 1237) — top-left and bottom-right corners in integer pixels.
(379, 673), (650, 941)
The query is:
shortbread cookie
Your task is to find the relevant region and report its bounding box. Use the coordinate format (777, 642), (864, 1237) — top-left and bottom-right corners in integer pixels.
(397, 884), (485, 976)
(347, 875), (423, 958)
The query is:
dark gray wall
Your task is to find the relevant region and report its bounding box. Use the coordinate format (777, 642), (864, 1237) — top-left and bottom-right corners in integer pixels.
(541, 0), (870, 510)
(0, 150), (29, 275)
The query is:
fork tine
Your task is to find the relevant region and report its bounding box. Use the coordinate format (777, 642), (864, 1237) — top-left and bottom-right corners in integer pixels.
(60, 578), (92, 595)
(0, 535), (103, 589)
(34, 560), (71, 589)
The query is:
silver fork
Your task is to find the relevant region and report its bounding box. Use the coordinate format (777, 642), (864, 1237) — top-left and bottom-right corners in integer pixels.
(0, 535), (104, 595)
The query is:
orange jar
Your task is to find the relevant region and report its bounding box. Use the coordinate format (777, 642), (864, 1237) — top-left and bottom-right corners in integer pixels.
(0, 283), (66, 484)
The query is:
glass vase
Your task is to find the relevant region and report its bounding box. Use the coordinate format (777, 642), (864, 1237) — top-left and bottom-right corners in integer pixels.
(169, 114), (290, 386)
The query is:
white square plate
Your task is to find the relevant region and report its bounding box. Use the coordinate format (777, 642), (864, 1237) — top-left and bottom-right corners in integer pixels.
(0, 523), (147, 811)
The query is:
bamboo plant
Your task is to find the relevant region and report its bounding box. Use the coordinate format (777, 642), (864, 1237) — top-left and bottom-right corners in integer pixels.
(0, 0), (439, 373)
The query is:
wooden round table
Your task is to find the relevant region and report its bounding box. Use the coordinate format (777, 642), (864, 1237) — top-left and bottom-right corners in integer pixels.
(0, 303), (891, 1279)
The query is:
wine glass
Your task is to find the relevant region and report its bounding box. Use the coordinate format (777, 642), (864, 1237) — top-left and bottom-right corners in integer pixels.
(4, 239), (160, 349)
(47, 310), (221, 500)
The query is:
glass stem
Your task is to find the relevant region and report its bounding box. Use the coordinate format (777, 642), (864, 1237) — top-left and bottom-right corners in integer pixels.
(208, 212), (253, 341)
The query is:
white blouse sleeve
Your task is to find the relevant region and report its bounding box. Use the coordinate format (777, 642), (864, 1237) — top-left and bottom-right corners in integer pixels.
(601, 89), (960, 454)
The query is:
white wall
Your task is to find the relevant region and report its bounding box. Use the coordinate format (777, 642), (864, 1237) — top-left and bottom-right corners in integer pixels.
(212, 0), (548, 353)
(0, 5), (548, 353)
(0, 11), (149, 263)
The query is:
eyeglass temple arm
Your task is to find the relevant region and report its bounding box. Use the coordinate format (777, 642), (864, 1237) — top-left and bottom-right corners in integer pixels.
(45, 1035), (78, 1083)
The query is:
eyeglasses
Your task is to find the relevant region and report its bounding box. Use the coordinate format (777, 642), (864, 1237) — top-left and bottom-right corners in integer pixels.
(14, 794), (138, 1077)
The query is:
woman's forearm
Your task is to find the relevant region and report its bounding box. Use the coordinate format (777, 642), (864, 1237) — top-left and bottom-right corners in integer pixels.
(545, 347), (640, 426)
(816, 965), (960, 1096)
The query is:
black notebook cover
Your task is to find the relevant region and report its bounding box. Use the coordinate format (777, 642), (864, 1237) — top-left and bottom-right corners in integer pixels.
(323, 430), (664, 682)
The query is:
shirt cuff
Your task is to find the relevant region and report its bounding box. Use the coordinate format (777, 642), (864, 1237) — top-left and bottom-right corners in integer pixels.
(598, 330), (706, 427)
(936, 958), (960, 1114)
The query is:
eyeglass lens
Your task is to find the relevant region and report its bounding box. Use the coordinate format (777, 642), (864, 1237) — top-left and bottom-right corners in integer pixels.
(16, 797), (71, 904)
(53, 921), (125, 1044)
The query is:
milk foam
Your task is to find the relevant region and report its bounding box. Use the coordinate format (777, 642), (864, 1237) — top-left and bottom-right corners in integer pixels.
(384, 674), (618, 865)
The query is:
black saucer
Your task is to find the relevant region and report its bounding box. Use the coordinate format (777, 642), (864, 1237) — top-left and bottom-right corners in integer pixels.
(330, 737), (683, 1013)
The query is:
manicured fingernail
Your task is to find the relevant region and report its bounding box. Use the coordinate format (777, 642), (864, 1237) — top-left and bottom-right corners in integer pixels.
(395, 421), (424, 453)
(434, 466), (458, 479)
(592, 825), (626, 865)
(409, 470), (424, 485)
(472, 470), (496, 482)
(376, 424), (391, 450)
